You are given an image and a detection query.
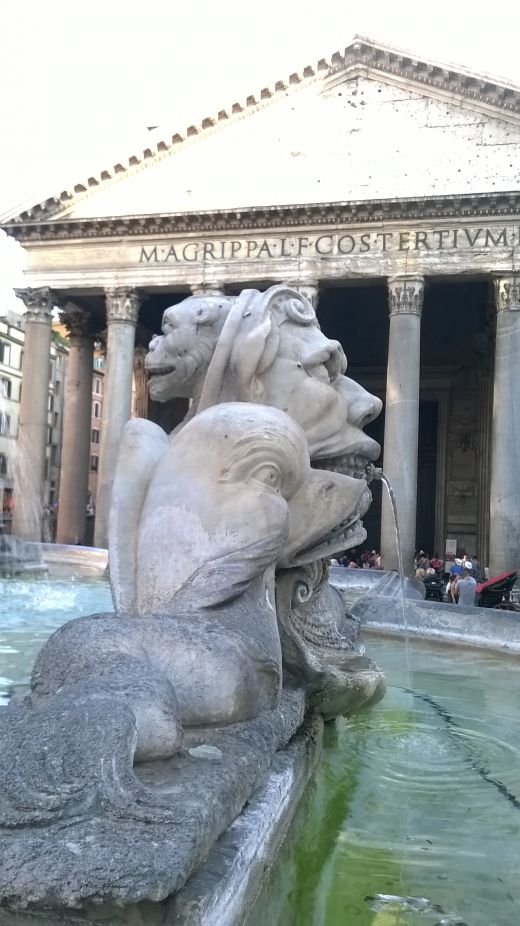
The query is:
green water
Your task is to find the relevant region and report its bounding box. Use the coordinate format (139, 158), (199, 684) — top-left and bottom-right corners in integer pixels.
(247, 637), (520, 926)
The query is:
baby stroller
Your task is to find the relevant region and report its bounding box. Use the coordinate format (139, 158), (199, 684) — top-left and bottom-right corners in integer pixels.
(476, 571), (519, 610)
(422, 573), (444, 602)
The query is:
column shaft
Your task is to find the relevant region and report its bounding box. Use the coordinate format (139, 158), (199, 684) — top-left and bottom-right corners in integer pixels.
(94, 289), (139, 548)
(380, 276), (424, 575)
(133, 347), (149, 419)
(56, 308), (94, 544)
(489, 276), (520, 574)
(12, 288), (54, 541)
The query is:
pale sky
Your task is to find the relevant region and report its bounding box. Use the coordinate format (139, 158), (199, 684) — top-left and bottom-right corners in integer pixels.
(1, 0), (519, 305)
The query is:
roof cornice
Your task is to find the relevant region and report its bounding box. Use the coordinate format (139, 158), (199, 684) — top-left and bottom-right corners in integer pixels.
(3, 37), (520, 228)
(4, 192), (520, 242)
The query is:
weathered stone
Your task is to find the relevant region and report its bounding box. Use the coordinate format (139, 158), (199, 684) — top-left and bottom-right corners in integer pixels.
(276, 561), (385, 718)
(145, 285), (382, 472)
(0, 285), (384, 914)
(0, 687), (306, 910)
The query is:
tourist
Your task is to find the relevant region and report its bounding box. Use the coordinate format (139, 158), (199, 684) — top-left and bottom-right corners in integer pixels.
(450, 557), (463, 576)
(447, 573), (459, 603)
(415, 550), (430, 571)
(430, 552), (443, 573)
(456, 567), (477, 607)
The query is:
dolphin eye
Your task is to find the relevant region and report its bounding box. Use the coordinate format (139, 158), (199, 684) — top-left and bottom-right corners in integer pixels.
(250, 463), (283, 493)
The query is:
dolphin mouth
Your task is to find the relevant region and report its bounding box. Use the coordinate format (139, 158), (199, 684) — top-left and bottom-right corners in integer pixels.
(285, 485), (372, 568)
(288, 517), (367, 568)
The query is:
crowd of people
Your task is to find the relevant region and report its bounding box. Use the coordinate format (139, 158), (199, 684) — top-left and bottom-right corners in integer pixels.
(414, 549), (484, 606)
(329, 549), (382, 569)
(328, 547), (484, 606)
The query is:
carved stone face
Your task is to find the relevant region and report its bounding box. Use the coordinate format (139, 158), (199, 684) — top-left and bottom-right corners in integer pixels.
(146, 295), (234, 399)
(254, 318), (382, 477)
(145, 287), (382, 480)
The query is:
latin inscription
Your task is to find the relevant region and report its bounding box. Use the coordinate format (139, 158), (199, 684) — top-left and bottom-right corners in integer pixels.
(139, 226), (519, 264)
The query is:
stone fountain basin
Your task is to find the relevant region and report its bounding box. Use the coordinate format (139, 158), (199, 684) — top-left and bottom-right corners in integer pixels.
(328, 565), (426, 601)
(40, 543), (108, 577)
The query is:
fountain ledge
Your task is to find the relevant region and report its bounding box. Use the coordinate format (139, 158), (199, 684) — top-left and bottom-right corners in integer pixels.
(0, 714), (323, 926)
(354, 596), (520, 654)
(168, 713), (323, 925)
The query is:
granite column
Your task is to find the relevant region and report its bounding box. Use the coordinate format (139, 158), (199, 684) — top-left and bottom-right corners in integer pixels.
(12, 288), (55, 541)
(56, 306), (94, 545)
(489, 275), (520, 574)
(380, 275), (424, 575)
(94, 288), (140, 548)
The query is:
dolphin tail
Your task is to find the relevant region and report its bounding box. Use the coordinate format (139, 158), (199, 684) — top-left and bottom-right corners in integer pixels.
(0, 671), (183, 829)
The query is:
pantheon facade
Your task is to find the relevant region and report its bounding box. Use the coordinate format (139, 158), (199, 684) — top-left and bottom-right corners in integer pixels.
(2, 37), (520, 575)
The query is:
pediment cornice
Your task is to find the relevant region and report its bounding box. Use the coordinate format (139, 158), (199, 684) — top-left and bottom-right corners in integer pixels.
(2, 37), (520, 228)
(327, 39), (520, 119)
(4, 192), (520, 242)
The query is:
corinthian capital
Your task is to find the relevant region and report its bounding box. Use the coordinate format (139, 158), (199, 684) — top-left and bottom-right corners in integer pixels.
(14, 287), (55, 324)
(387, 275), (424, 317)
(60, 302), (94, 342)
(105, 288), (140, 325)
(494, 275), (520, 313)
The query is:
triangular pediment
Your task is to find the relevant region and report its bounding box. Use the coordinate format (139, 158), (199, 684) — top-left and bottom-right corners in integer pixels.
(3, 37), (520, 227)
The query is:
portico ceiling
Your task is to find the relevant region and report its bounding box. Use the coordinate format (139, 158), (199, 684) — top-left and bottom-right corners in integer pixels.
(2, 37), (520, 235)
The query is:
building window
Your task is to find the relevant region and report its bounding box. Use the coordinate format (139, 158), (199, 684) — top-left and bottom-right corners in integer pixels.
(94, 378), (102, 394)
(91, 428), (100, 444)
(54, 412), (59, 427)
(94, 356), (105, 369)
(47, 426), (52, 444)
(54, 380), (60, 397)
(0, 377), (11, 398)
(0, 413), (11, 436)
(93, 402), (100, 419)
(90, 455), (99, 472)
(48, 394), (54, 412)
(0, 342), (11, 366)
(0, 454), (7, 476)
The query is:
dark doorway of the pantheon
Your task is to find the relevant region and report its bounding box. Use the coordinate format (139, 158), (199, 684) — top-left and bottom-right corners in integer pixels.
(317, 279), (490, 558)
